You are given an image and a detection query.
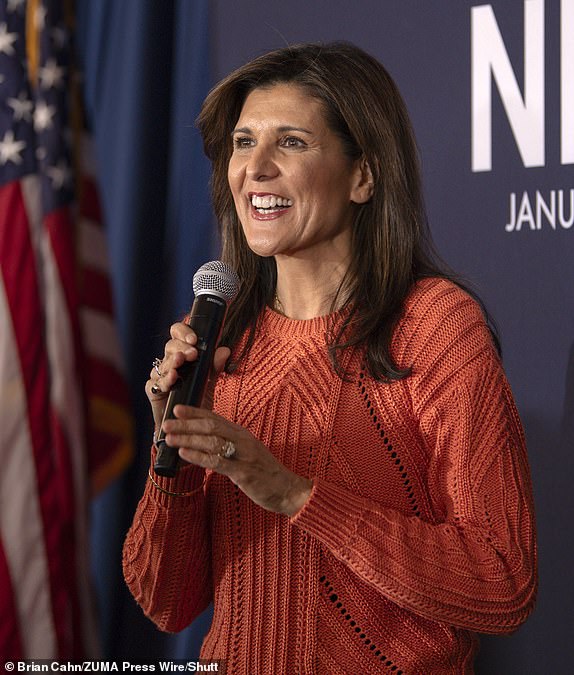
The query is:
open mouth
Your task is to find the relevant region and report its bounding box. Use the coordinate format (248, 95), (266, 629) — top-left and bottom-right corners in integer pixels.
(250, 194), (293, 214)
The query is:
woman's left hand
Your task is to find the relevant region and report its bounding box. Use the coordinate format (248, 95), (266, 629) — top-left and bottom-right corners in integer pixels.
(161, 405), (313, 516)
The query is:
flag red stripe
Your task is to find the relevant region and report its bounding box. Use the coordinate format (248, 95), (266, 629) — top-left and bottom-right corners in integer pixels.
(86, 359), (132, 404)
(82, 268), (114, 314)
(79, 177), (102, 223)
(0, 182), (73, 657)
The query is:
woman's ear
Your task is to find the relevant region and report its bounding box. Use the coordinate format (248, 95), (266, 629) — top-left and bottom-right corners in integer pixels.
(350, 156), (374, 204)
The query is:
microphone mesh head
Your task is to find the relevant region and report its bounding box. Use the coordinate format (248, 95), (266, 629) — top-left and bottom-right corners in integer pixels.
(193, 260), (240, 302)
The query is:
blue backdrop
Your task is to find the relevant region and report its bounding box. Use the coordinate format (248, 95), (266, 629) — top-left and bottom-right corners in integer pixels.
(77, 1), (574, 672)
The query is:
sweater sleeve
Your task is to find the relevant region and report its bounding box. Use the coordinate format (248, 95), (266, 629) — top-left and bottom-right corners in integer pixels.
(291, 281), (537, 634)
(122, 454), (212, 632)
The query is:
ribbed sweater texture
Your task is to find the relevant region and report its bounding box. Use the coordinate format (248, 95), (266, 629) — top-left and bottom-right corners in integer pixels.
(123, 278), (537, 674)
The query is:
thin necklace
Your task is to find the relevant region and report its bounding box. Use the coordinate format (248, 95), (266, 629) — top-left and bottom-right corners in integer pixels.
(273, 291), (285, 315)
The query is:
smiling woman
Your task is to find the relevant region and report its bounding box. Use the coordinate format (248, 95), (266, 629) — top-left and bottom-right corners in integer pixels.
(227, 84), (372, 314)
(123, 42), (537, 675)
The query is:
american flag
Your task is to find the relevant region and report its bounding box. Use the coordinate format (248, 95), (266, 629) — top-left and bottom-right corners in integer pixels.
(0, 0), (133, 659)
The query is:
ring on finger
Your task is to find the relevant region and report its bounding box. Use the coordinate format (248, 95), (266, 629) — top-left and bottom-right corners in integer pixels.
(152, 357), (163, 377)
(151, 382), (162, 395)
(220, 439), (237, 459)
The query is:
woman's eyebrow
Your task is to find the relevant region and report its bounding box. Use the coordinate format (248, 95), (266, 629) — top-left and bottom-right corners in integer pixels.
(231, 127), (251, 136)
(231, 125), (313, 136)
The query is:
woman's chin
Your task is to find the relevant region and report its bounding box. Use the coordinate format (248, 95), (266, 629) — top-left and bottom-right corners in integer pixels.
(245, 239), (286, 258)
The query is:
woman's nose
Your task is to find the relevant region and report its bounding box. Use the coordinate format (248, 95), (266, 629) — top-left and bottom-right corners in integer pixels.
(246, 144), (279, 181)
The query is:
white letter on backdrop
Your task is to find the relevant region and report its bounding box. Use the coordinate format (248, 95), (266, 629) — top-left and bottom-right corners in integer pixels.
(562, 0), (574, 164)
(471, 0), (545, 171)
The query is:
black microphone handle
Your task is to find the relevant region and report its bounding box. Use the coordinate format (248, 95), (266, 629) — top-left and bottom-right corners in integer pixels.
(153, 294), (227, 477)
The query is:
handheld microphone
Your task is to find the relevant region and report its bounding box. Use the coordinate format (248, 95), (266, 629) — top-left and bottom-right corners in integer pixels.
(153, 261), (240, 477)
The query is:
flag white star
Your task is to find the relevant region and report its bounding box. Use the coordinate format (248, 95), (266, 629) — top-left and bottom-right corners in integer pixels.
(0, 22), (19, 56)
(39, 58), (65, 89)
(34, 100), (56, 131)
(51, 26), (69, 49)
(46, 160), (72, 190)
(7, 92), (33, 122)
(0, 130), (26, 165)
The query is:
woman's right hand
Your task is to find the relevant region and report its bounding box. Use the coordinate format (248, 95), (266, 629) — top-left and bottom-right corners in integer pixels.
(145, 321), (231, 430)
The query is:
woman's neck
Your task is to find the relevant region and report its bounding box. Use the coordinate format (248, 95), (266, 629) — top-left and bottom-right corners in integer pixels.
(273, 256), (350, 320)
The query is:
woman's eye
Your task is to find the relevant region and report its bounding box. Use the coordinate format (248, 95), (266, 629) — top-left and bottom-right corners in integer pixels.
(281, 136), (305, 148)
(233, 136), (254, 149)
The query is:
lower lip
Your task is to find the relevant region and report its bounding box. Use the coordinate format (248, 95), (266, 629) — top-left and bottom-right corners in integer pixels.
(250, 204), (291, 221)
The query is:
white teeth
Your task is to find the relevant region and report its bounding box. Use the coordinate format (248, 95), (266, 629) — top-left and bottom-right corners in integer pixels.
(251, 195), (293, 209)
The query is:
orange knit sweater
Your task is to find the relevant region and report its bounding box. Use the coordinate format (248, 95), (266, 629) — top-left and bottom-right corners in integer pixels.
(123, 278), (537, 674)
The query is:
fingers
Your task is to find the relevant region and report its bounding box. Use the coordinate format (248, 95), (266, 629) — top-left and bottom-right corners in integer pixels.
(146, 377), (168, 400)
(177, 446), (233, 472)
(146, 323), (231, 419)
(162, 406), (241, 464)
(146, 323), (199, 400)
(163, 404), (242, 438)
(165, 430), (225, 457)
(170, 321), (197, 345)
(162, 405), (312, 516)
(165, 323), (198, 366)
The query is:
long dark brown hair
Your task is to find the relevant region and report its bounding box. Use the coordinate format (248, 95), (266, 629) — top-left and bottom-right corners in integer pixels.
(197, 41), (497, 380)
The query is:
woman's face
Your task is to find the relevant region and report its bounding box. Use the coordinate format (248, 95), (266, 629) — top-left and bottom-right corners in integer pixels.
(227, 83), (370, 261)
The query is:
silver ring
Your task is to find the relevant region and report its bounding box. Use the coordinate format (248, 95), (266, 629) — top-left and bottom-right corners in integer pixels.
(151, 383), (161, 395)
(220, 440), (236, 459)
(152, 357), (163, 377)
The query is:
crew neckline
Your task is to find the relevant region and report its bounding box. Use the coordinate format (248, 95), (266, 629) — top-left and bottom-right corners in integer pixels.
(261, 305), (346, 338)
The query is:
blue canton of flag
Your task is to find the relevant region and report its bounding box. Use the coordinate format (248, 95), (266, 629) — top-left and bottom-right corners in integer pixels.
(1, 0), (73, 207)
